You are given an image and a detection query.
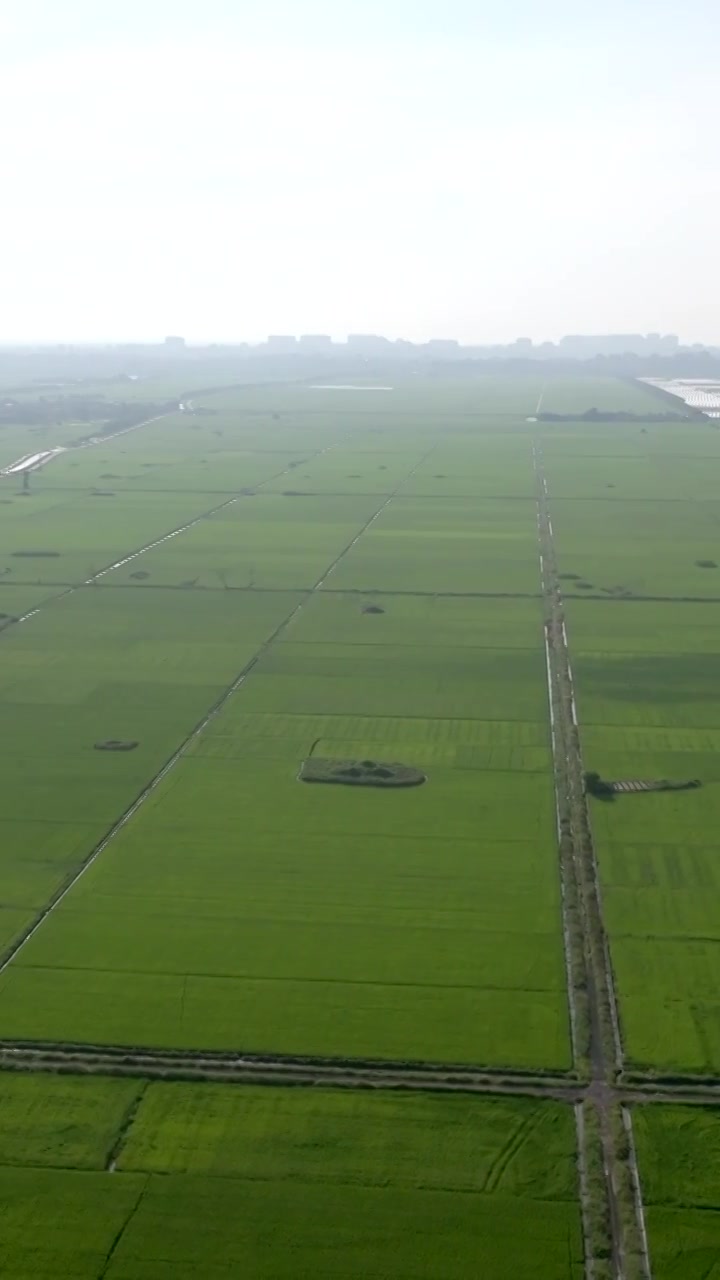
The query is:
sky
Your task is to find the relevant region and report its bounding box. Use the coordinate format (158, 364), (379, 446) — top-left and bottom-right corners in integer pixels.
(1, 0), (719, 345)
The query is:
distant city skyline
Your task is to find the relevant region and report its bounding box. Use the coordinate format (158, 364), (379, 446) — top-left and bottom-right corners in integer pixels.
(5, 330), (714, 354)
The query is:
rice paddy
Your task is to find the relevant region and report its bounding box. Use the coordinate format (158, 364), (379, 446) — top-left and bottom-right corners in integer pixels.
(2, 367), (720, 1273)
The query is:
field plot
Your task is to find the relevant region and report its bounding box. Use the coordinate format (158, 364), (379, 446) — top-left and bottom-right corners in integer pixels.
(261, 447), (424, 493)
(0, 487), (241, 585)
(0, 599), (566, 1063)
(327, 496), (540, 594)
(549, 498), (720, 599)
(395, 437), (536, 497)
(545, 451), (720, 502)
(538, 375), (668, 415)
(566, 595), (720, 1071)
(633, 1104), (720, 1278)
(0, 586), (301, 958)
(233, 375), (546, 418)
(102, 493), (382, 590)
(41, 441), (310, 495)
(0, 1073), (583, 1279)
(286, 590), (544, 648)
(540, 420), (720, 458)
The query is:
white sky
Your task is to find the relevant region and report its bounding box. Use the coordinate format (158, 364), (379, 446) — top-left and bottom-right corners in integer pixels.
(1, 1), (719, 344)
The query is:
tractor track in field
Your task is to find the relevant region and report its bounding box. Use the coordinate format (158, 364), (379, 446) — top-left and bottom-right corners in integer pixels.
(533, 440), (651, 1280)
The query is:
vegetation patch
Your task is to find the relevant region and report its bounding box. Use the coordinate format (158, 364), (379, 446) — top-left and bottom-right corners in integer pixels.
(300, 757), (426, 787)
(584, 770), (700, 797)
(361, 603), (385, 614)
(94, 740), (139, 752)
(695, 559), (717, 569)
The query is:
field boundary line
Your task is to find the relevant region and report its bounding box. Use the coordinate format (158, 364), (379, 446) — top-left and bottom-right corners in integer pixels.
(0, 1037), (718, 1107)
(105, 1080), (150, 1172)
(1, 583), (545, 601)
(0, 1042), (582, 1097)
(96, 1175), (150, 1279)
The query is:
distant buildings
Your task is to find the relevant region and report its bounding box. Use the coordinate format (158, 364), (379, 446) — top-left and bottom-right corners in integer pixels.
(425, 339), (460, 357)
(299, 335), (333, 351)
(346, 334), (392, 354)
(559, 334), (679, 358)
(265, 335), (298, 352)
(249, 331), (697, 361)
(163, 335), (186, 352)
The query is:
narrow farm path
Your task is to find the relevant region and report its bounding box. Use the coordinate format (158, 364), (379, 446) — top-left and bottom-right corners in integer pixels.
(533, 439), (651, 1280)
(0, 1038), (716, 1107)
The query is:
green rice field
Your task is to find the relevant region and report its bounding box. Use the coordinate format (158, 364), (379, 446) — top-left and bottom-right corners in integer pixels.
(567, 597), (720, 1072)
(3, 367), (720, 1273)
(0, 1072), (582, 1279)
(0, 377), (569, 1068)
(633, 1104), (720, 1278)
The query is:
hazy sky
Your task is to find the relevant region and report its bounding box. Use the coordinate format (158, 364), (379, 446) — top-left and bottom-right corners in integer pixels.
(2, 1), (718, 344)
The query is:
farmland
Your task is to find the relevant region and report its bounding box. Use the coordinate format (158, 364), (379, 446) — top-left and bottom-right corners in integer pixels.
(633, 1105), (720, 1279)
(0, 1072), (582, 1278)
(0, 380), (569, 1069)
(1, 365), (720, 1273)
(568, 595), (720, 1073)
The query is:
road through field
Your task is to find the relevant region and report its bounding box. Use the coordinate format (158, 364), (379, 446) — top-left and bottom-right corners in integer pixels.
(534, 439), (652, 1280)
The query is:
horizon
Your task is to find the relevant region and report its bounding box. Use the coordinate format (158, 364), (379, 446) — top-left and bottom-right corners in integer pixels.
(0, 329), (714, 349)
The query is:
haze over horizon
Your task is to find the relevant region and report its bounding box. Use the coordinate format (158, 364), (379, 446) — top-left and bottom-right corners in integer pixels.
(2, 0), (718, 345)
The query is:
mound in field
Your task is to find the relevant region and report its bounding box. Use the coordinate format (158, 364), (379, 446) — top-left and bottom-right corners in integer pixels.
(361, 603), (385, 614)
(585, 770), (701, 797)
(300, 758), (426, 788)
(94, 740), (139, 752)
